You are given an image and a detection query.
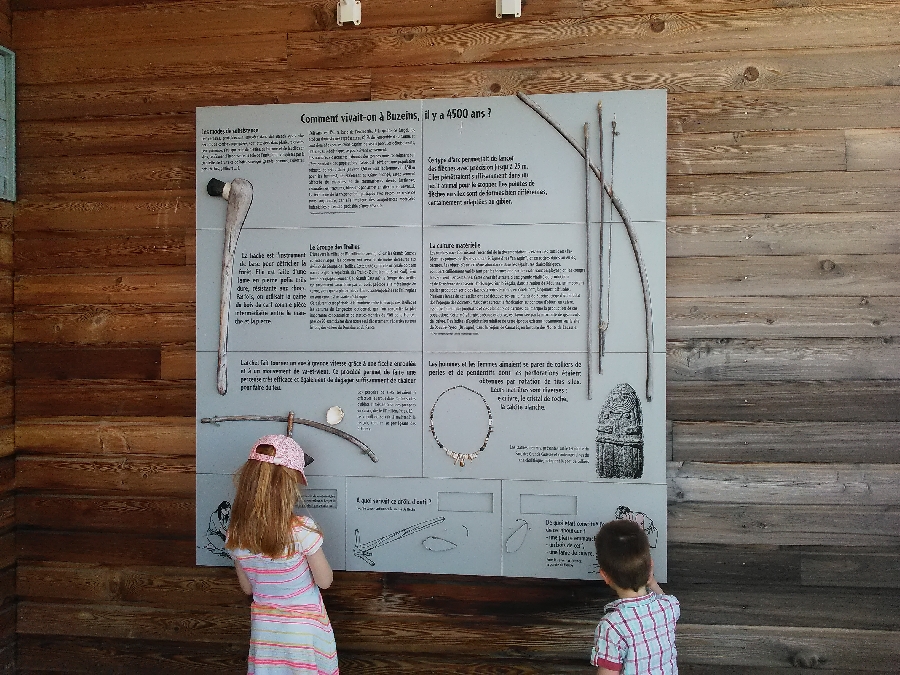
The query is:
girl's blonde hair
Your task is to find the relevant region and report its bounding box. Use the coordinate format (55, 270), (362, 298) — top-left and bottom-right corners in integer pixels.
(225, 444), (305, 558)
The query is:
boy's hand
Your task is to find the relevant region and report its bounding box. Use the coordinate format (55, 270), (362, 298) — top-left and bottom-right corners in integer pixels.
(647, 570), (664, 595)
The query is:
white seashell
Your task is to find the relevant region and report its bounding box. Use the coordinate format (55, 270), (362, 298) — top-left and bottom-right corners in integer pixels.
(326, 406), (344, 425)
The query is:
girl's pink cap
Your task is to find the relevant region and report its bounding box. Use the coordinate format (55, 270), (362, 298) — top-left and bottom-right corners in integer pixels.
(248, 434), (307, 484)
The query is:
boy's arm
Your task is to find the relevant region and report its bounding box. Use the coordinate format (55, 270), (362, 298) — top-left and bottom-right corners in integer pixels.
(647, 569), (665, 595)
(598, 668), (620, 675)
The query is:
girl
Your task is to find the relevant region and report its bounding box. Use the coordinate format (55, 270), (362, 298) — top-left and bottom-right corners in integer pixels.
(226, 434), (340, 674)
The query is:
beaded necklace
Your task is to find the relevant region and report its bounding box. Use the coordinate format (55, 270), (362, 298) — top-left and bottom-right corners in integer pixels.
(429, 385), (494, 467)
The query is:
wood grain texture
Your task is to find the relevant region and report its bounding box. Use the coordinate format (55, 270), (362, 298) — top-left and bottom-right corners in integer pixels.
(290, 5), (900, 69)
(846, 128), (900, 172)
(18, 114), (195, 157)
(12, 0), (321, 47)
(15, 230), (187, 269)
(667, 212), (900, 257)
(160, 344), (195, 381)
(668, 169), (900, 216)
(31, 596), (893, 671)
(15, 305), (194, 344)
(14, 344), (161, 379)
(674, 623), (900, 671)
(16, 270), (194, 305)
(16, 417), (195, 456)
(17, 634), (248, 674)
(670, 502), (900, 546)
(19, 152), (194, 195)
(12, 0), (582, 47)
(18, 70), (372, 121)
(14, 191), (194, 232)
(671, 421), (900, 463)
(668, 380), (900, 422)
(372, 45), (900, 100)
(16, 380), (194, 417)
(17, 530), (196, 566)
(668, 253), (900, 297)
(16, 455), (195, 494)
(17, 33), (287, 85)
(669, 86), (900, 134)
(16, 494), (193, 534)
(667, 295), (900, 339)
(17, 561), (249, 605)
(668, 129), (846, 175)
(802, 549), (900, 589)
(668, 462), (900, 505)
(667, 337), (900, 381)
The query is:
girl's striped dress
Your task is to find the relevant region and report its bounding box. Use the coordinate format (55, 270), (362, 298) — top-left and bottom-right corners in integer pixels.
(231, 516), (339, 674)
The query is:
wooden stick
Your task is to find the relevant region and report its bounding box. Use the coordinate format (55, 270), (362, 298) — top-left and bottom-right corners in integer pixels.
(584, 122), (592, 400)
(597, 101), (606, 374)
(200, 413), (379, 462)
(516, 92), (654, 401)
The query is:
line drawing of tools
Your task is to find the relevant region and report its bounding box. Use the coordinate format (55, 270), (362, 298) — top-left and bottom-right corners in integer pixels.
(353, 516), (445, 566)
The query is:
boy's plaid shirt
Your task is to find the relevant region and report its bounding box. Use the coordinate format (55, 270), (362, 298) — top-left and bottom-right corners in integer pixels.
(591, 593), (680, 674)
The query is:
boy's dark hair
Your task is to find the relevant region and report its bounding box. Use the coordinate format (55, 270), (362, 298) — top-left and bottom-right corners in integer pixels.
(594, 519), (652, 591)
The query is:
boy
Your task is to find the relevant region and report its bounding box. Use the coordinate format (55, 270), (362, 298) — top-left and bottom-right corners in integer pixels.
(591, 519), (680, 674)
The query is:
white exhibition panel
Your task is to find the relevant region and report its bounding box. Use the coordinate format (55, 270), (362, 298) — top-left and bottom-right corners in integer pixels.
(195, 91), (668, 580)
(501, 481), (668, 581)
(423, 352), (666, 484)
(196, 350), (423, 478)
(346, 477), (502, 576)
(197, 226), (423, 353)
(198, 100), (423, 229)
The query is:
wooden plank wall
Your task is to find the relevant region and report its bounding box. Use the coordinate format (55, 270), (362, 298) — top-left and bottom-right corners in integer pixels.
(0, 1), (16, 672)
(8, 0), (900, 672)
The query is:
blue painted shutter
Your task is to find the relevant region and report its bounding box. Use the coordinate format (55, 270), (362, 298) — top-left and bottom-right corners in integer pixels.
(0, 46), (14, 202)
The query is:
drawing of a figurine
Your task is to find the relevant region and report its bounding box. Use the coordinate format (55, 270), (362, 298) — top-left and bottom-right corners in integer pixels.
(596, 383), (644, 479)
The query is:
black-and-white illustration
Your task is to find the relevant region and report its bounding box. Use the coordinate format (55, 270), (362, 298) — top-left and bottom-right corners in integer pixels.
(353, 516), (445, 566)
(615, 505), (658, 548)
(202, 500), (232, 559)
(505, 519), (529, 553)
(596, 383), (644, 479)
(422, 536), (458, 552)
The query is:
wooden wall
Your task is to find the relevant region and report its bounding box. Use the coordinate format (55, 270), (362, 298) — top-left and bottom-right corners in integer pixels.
(0, 0), (15, 672)
(8, 0), (900, 672)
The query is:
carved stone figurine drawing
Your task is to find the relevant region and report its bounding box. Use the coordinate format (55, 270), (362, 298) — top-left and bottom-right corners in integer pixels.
(595, 383), (644, 479)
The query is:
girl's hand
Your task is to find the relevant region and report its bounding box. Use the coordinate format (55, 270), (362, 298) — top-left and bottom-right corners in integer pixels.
(308, 549), (334, 589)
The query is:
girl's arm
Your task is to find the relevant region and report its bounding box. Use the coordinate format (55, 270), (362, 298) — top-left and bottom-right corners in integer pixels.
(234, 559), (253, 596)
(598, 669), (619, 675)
(308, 549), (334, 590)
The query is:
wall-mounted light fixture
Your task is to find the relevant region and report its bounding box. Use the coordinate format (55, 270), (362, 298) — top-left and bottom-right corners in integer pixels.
(337, 0), (361, 25)
(496, 0), (521, 18)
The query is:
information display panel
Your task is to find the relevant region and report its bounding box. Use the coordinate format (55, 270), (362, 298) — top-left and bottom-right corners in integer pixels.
(196, 90), (667, 580)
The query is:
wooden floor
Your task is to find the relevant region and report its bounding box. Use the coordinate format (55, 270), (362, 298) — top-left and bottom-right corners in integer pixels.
(4, 0), (900, 671)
